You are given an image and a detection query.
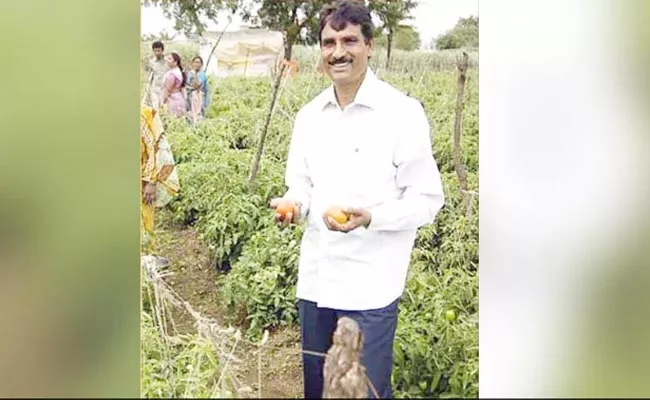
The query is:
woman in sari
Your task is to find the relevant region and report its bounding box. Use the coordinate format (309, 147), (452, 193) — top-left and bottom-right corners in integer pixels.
(161, 52), (187, 118)
(186, 56), (209, 124)
(141, 104), (180, 255)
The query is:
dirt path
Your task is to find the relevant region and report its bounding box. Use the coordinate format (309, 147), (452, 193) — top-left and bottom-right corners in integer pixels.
(155, 218), (304, 398)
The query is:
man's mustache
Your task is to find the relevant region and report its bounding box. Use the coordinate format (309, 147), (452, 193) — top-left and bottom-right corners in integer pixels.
(329, 56), (352, 65)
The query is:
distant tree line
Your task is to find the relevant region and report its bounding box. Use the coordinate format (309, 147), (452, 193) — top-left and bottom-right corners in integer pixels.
(434, 16), (478, 50)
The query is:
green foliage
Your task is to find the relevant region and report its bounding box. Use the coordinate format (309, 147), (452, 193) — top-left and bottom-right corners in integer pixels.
(143, 0), (424, 62)
(219, 223), (304, 339)
(369, 0), (419, 34)
(143, 0), (327, 60)
(375, 24), (421, 51)
(141, 311), (233, 398)
(252, 0), (328, 59)
(412, 173), (478, 276)
(434, 15), (479, 50)
(290, 44), (478, 73)
(456, 15), (479, 29)
(154, 49), (478, 398)
(369, 0), (418, 66)
(391, 172), (478, 398)
(166, 129), (285, 270)
(393, 263), (478, 398)
(141, 0), (241, 36)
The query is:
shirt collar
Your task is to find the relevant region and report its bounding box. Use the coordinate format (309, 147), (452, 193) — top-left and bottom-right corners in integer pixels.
(320, 67), (382, 111)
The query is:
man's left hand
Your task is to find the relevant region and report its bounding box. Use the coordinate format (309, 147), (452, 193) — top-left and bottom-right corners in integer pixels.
(323, 207), (372, 233)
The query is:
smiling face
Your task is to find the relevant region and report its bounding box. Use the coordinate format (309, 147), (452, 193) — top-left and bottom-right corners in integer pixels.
(320, 21), (374, 87)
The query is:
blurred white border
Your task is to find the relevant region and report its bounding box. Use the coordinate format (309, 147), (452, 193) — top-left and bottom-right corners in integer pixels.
(479, 0), (647, 397)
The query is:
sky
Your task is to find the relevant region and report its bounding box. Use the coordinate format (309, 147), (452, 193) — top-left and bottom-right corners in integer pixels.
(140, 0), (478, 48)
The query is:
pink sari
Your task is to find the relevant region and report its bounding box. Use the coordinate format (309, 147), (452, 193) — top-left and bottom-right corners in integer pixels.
(163, 68), (186, 118)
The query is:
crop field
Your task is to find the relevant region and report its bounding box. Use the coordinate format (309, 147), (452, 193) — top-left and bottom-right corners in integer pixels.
(141, 43), (478, 398)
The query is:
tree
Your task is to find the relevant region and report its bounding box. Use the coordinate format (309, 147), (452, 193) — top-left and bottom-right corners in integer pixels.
(249, 1), (327, 60)
(374, 24), (420, 51)
(458, 15), (479, 29)
(368, 0), (418, 68)
(142, 0), (326, 61)
(434, 15), (479, 50)
(141, 0), (243, 37)
(246, 1), (328, 187)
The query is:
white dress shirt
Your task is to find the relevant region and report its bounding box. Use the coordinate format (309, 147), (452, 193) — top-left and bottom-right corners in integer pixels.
(283, 68), (445, 311)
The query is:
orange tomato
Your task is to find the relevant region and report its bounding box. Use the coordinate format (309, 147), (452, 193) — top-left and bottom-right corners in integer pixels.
(325, 206), (349, 224)
(276, 201), (296, 220)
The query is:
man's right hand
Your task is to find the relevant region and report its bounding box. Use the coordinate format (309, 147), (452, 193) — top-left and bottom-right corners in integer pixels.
(269, 198), (301, 227)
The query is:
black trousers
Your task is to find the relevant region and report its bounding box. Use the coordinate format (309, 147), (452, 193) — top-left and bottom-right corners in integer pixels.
(298, 297), (400, 399)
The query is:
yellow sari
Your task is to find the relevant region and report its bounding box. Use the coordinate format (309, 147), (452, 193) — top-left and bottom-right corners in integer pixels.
(140, 104), (180, 254)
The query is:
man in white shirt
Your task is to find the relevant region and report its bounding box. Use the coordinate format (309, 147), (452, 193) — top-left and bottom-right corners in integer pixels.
(269, 0), (445, 398)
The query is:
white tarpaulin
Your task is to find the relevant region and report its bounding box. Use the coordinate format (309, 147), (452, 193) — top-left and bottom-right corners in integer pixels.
(199, 27), (284, 77)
